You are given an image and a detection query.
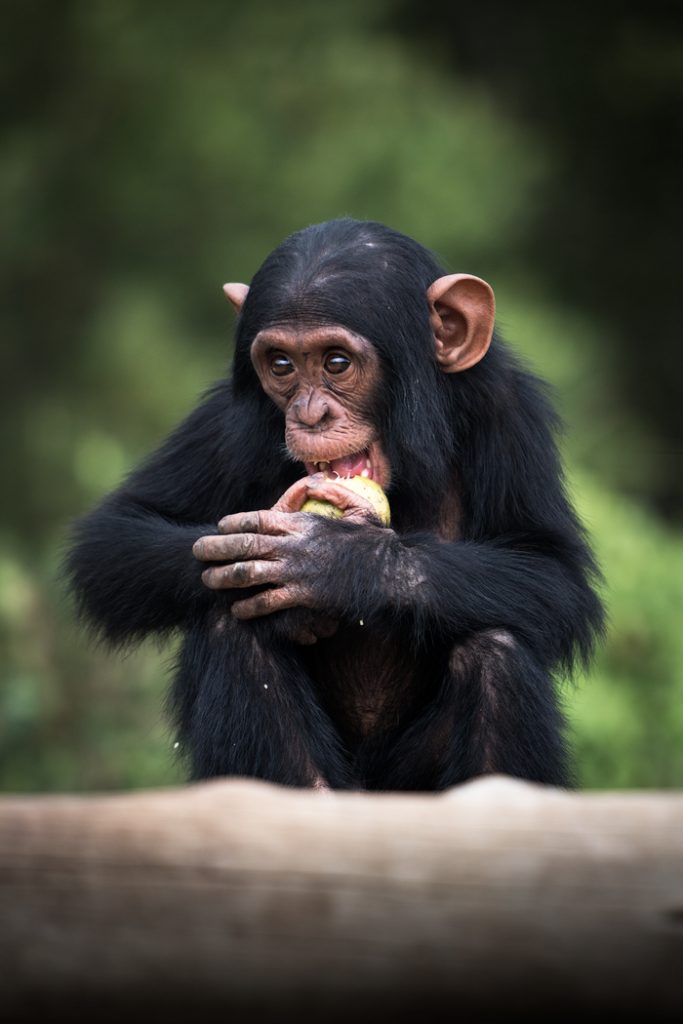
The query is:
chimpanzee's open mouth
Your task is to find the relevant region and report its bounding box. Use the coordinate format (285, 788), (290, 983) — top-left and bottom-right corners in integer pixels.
(304, 449), (375, 480)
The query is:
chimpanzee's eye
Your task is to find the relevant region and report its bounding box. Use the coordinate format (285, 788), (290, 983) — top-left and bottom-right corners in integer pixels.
(324, 351), (352, 375)
(270, 353), (294, 377)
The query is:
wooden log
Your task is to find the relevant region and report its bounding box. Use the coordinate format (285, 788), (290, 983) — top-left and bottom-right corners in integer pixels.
(0, 776), (681, 1022)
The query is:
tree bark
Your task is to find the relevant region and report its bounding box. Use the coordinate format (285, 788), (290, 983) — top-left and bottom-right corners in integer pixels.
(0, 776), (681, 1022)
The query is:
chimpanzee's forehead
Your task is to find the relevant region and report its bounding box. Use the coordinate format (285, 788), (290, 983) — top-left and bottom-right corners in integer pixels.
(252, 323), (373, 353)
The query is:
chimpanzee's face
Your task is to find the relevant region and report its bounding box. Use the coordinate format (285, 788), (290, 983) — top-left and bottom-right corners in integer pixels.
(250, 324), (392, 490)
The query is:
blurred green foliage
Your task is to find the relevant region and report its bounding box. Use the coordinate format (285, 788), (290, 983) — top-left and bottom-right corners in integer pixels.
(1, 0), (681, 791)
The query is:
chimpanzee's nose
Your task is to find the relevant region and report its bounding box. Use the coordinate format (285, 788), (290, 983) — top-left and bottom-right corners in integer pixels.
(292, 389), (330, 428)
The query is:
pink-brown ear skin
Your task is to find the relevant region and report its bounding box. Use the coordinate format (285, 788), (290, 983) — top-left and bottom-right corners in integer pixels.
(223, 282), (250, 313)
(427, 274), (496, 373)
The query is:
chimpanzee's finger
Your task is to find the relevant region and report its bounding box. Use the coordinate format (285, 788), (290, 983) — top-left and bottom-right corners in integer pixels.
(200, 559), (286, 590)
(272, 475), (326, 513)
(291, 628), (319, 645)
(310, 614), (339, 639)
(304, 479), (381, 521)
(230, 586), (303, 619)
(217, 509), (300, 536)
(192, 532), (279, 563)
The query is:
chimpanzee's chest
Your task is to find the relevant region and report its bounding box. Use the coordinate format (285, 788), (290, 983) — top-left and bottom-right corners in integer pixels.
(302, 622), (434, 742)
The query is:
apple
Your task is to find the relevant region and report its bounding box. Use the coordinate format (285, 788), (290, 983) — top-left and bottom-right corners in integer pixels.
(301, 476), (391, 526)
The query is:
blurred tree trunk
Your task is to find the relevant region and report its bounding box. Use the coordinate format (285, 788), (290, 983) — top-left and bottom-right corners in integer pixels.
(1, 776), (682, 1022)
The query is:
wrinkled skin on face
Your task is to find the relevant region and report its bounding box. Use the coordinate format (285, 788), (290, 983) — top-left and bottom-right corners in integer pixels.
(251, 324), (392, 492)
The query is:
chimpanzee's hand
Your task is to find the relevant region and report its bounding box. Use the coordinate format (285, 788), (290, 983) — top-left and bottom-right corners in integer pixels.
(192, 474), (391, 621)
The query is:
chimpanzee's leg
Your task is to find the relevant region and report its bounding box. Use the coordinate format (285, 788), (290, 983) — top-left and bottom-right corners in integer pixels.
(169, 610), (352, 788)
(380, 629), (572, 790)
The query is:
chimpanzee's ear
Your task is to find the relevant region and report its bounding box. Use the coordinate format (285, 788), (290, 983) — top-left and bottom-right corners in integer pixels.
(223, 282), (250, 313)
(427, 274), (496, 373)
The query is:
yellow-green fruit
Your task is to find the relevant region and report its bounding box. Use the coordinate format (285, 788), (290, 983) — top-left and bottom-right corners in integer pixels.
(301, 497), (344, 520)
(302, 476), (391, 526)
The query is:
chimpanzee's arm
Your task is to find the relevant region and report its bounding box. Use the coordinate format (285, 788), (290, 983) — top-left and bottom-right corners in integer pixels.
(67, 500), (218, 646)
(202, 510), (603, 677)
(65, 383), (246, 646)
(331, 526), (604, 674)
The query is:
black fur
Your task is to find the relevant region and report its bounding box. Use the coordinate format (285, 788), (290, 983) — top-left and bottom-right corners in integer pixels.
(65, 219), (604, 790)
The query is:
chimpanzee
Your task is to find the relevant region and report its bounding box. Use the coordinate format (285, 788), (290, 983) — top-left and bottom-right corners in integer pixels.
(66, 218), (604, 790)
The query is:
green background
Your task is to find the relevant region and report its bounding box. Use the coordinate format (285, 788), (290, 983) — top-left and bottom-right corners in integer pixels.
(2, 1), (681, 792)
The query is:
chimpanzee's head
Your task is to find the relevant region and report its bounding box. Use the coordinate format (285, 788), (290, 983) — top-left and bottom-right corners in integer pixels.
(226, 219), (495, 505)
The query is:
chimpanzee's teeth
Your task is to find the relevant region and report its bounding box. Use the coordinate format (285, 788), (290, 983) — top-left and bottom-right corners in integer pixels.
(314, 454), (373, 478)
